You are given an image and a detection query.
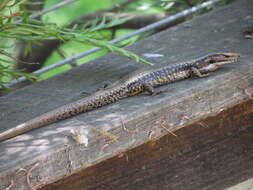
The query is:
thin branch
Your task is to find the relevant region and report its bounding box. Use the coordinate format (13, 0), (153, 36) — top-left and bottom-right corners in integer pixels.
(14, 0), (78, 23)
(0, 49), (38, 65)
(184, 0), (195, 7)
(111, 0), (138, 11)
(71, 0), (137, 26)
(30, 0), (78, 19)
(72, 12), (166, 29)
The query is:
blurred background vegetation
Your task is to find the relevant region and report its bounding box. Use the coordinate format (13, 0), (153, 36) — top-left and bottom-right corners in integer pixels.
(0, 0), (234, 92)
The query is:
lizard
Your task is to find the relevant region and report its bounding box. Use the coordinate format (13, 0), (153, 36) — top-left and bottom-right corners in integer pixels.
(0, 52), (240, 142)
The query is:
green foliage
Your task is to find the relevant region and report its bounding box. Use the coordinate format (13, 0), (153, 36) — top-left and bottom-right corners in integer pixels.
(0, 0), (235, 91)
(0, 0), (153, 90)
(0, 63), (37, 89)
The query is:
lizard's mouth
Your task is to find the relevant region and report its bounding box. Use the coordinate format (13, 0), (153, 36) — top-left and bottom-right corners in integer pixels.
(210, 52), (240, 66)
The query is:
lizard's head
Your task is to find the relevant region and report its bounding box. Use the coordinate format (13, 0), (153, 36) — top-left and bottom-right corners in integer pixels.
(201, 52), (240, 66)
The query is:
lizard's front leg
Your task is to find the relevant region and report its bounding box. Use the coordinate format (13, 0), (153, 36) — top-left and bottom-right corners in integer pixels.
(142, 83), (172, 96)
(190, 67), (210, 78)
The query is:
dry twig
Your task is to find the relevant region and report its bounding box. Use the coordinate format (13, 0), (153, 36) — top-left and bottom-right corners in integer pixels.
(26, 162), (40, 190)
(121, 118), (136, 134)
(159, 120), (177, 137)
(76, 119), (119, 142)
(90, 126), (119, 142)
(5, 180), (14, 190)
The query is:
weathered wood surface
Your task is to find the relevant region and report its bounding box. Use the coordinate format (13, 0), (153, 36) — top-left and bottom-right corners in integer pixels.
(41, 99), (253, 190)
(0, 0), (253, 189)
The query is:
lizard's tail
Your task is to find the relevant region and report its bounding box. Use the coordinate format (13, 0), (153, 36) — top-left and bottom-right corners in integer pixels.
(0, 104), (77, 142)
(0, 86), (126, 142)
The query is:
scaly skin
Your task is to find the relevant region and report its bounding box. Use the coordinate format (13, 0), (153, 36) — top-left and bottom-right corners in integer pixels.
(0, 52), (240, 142)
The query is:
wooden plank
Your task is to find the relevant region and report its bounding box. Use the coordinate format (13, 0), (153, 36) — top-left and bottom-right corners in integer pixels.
(0, 0), (253, 189)
(40, 99), (253, 190)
